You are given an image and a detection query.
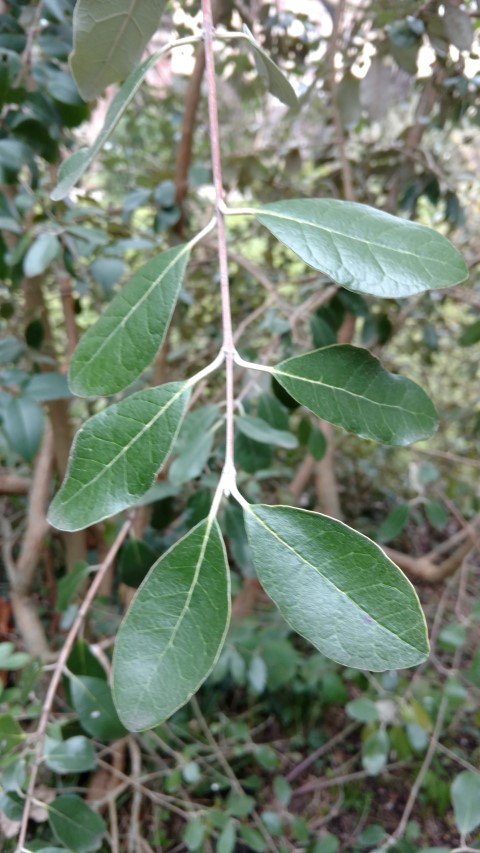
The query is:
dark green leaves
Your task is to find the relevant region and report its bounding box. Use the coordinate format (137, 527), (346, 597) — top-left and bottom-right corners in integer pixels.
(244, 505), (429, 671)
(273, 345), (437, 446)
(70, 0), (165, 101)
(44, 736), (96, 774)
(112, 519), (230, 730)
(70, 676), (127, 740)
(241, 25), (298, 108)
(256, 199), (468, 298)
(48, 795), (106, 852)
(69, 245), (190, 396)
(48, 382), (190, 531)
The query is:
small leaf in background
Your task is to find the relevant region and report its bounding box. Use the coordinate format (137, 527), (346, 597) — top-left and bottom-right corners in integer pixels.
(241, 25), (298, 108)
(311, 833), (339, 853)
(235, 432), (272, 473)
(48, 382), (190, 531)
(362, 729), (390, 775)
(70, 0), (166, 101)
(424, 500), (448, 530)
(69, 245), (190, 396)
(217, 819), (236, 853)
(0, 642), (30, 670)
(67, 639), (107, 682)
(257, 392), (289, 430)
(182, 761), (202, 785)
(169, 405), (219, 486)
(183, 816), (206, 851)
(23, 233), (60, 277)
(0, 335), (24, 364)
(308, 426), (327, 460)
(459, 319), (480, 347)
(273, 345), (437, 446)
(0, 714), (25, 753)
(244, 505), (429, 671)
(273, 775), (292, 807)
(226, 791), (255, 817)
(346, 697), (379, 723)
(451, 771), (480, 835)
(113, 519), (230, 730)
(48, 795), (106, 853)
(118, 537), (157, 588)
(248, 654), (267, 695)
(238, 824), (267, 852)
(89, 257), (125, 294)
(377, 504), (409, 543)
(1, 396), (44, 460)
(442, 4), (474, 51)
(55, 562), (90, 611)
(24, 372), (71, 402)
(256, 199), (468, 298)
(236, 414), (298, 449)
(43, 735), (96, 774)
(70, 675), (127, 741)
(438, 622), (467, 651)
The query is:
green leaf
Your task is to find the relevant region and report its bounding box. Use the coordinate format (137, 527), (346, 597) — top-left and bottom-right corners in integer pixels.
(69, 246), (190, 396)
(0, 642), (30, 670)
(226, 792), (256, 817)
(44, 735), (96, 774)
(52, 50), (170, 200)
(451, 771), (480, 834)
(48, 382), (190, 531)
(169, 405), (219, 486)
(273, 775), (292, 807)
(70, 676), (127, 741)
(346, 697), (379, 723)
(308, 426), (327, 460)
(112, 518), (230, 730)
(183, 817), (206, 851)
(377, 504), (409, 543)
(459, 319), (480, 347)
(118, 537), (157, 588)
(55, 562), (90, 612)
(70, 0), (166, 101)
(1, 396), (44, 460)
(273, 345), (437, 446)
(256, 199), (468, 298)
(217, 820), (237, 853)
(0, 714), (25, 753)
(0, 336), (24, 364)
(235, 432), (272, 473)
(244, 505), (429, 671)
(362, 729), (390, 775)
(48, 795), (106, 853)
(24, 372), (71, 402)
(241, 25), (298, 108)
(236, 414), (298, 449)
(23, 233), (60, 277)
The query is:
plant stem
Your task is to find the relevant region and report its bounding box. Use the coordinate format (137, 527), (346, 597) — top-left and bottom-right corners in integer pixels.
(202, 0), (236, 489)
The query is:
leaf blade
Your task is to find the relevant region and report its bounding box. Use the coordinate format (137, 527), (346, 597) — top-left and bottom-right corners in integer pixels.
(48, 382), (190, 531)
(256, 199), (468, 298)
(244, 504), (429, 671)
(273, 344), (438, 446)
(241, 25), (298, 108)
(69, 245), (190, 396)
(112, 518), (231, 730)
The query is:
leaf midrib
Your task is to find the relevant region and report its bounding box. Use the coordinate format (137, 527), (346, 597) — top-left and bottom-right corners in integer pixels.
(248, 507), (423, 654)
(258, 208), (457, 269)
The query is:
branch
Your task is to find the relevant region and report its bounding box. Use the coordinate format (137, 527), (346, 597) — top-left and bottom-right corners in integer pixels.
(0, 473), (32, 495)
(15, 520), (131, 853)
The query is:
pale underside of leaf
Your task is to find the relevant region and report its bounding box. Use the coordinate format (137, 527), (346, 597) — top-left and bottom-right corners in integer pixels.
(52, 50), (165, 200)
(70, 0), (165, 101)
(48, 382), (190, 532)
(274, 344), (438, 446)
(245, 504), (429, 671)
(112, 518), (231, 730)
(69, 245), (190, 397)
(241, 25), (298, 108)
(256, 199), (468, 298)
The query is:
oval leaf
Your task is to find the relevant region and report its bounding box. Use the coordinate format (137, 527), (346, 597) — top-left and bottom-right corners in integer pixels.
(244, 505), (429, 671)
(44, 735), (96, 774)
(48, 795), (106, 853)
(241, 25), (298, 108)
(70, 0), (166, 101)
(23, 233), (60, 277)
(2, 396), (44, 461)
(69, 245), (190, 396)
(451, 770), (480, 835)
(52, 49), (167, 200)
(256, 199), (468, 298)
(236, 414), (298, 449)
(48, 382), (190, 531)
(273, 345), (437, 446)
(112, 519), (230, 730)
(70, 676), (127, 741)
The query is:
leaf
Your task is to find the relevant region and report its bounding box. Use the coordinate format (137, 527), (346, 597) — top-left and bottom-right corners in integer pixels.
(52, 49), (168, 200)
(217, 820), (237, 853)
(256, 199), (468, 298)
(24, 372), (71, 402)
(236, 414), (298, 449)
(377, 504), (409, 543)
(451, 771), (480, 834)
(70, 0), (166, 101)
(235, 432), (272, 474)
(0, 336), (24, 364)
(241, 25), (298, 108)
(1, 396), (44, 460)
(346, 698), (379, 723)
(443, 4), (473, 52)
(273, 345), (437, 446)
(48, 795), (106, 853)
(362, 729), (390, 775)
(55, 562), (90, 611)
(0, 714), (25, 753)
(244, 505), (429, 671)
(459, 319), (480, 347)
(69, 245), (190, 396)
(112, 518), (230, 730)
(169, 413), (217, 485)
(48, 382), (190, 531)
(23, 233), (60, 277)
(70, 676), (127, 741)
(44, 735), (96, 774)
(118, 537), (157, 588)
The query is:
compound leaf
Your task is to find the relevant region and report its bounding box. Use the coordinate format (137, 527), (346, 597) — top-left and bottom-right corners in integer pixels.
(70, 0), (165, 101)
(273, 345), (437, 446)
(256, 199), (468, 298)
(48, 382), (190, 531)
(244, 504), (429, 671)
(112, 519), (230, 730)
(69, 245), (190, 396)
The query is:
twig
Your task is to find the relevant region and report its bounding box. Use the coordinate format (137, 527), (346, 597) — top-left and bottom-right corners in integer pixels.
(15, 520), (131, 853)
(127, 737), (143, 853)
(292, 761), (410, 796)
(286, 721), (359, 782)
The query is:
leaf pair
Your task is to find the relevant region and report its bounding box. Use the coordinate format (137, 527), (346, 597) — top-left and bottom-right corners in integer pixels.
(112, 504), (429, 731)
